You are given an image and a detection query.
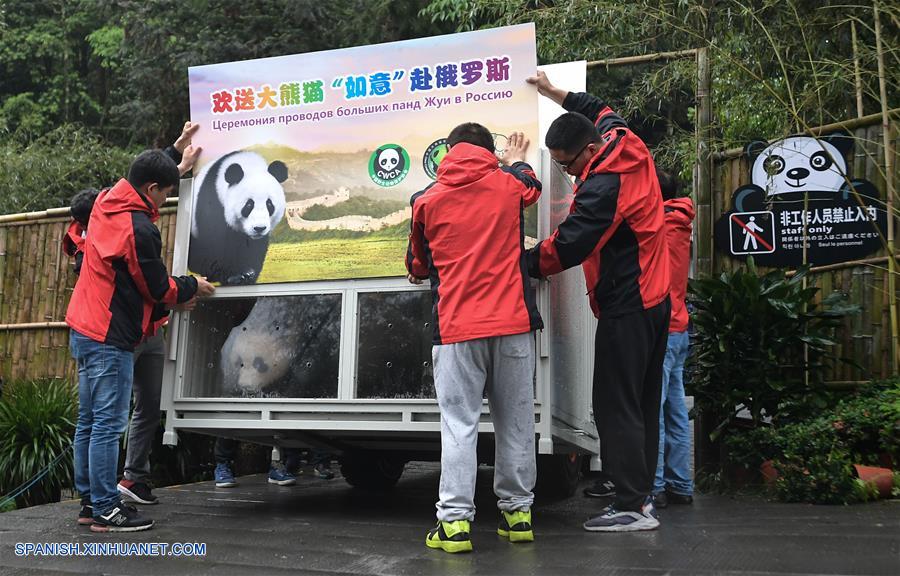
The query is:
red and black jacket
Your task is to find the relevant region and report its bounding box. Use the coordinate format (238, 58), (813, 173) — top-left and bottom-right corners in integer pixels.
(62, 220), (87, 274)
(527, 92), (670, 318)
(664, 197), (695, 333)
(406, 142), (544, 345)
(65, 179), (197, 350)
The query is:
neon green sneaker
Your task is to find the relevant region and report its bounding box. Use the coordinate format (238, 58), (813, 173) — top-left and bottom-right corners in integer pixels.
(425, 520), (473, 553)
(497, 509), (534, 542)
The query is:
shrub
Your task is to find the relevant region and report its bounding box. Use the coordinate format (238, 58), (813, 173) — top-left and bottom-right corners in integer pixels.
(727, 379), (900, 504)
(688, 257), (859, 438)
(0, 379), (77, 507)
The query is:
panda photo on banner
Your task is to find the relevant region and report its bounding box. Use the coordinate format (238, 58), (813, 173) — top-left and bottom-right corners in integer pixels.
(188, 150), (288, 285)
(714, 132), (888, 267)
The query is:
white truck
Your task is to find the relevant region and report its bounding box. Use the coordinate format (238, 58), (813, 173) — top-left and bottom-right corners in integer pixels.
(161, 64), (600, 496)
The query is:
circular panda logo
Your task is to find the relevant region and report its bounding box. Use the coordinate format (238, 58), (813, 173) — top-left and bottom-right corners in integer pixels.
(369, 144), (410, 187)
(423, 138), (450, 180)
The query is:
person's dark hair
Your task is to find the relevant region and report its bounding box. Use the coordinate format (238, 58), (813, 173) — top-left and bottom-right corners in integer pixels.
(546, 112), (600, 155)
(70, 188), (100, 227)
(656, 167), (680, 201)
(128, 150), (179, 191)
(447, 122), (495, 153)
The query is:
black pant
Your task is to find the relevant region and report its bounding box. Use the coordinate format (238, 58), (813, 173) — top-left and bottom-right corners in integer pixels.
(214, 437), (238, 464)
(593, 297), (670, 511)
(214, 437), (301, 466)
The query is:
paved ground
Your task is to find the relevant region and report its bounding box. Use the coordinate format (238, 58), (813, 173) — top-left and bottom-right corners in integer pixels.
(0, 462), (897, 576)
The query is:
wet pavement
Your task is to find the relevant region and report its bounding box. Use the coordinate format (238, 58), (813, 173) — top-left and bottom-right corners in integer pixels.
(0, 462), (897, 575)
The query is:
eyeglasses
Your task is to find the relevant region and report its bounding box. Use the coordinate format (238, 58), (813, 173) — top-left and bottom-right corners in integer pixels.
(555, 141), (591, 170)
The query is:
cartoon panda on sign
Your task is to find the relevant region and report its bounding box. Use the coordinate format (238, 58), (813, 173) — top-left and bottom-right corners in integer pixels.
(750, 135), (848, 197)
(715, 132), (886, 267)
(189, 151), (288, 285)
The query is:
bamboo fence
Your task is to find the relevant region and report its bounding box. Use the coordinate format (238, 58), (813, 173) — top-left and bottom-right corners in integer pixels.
(0, 202), (178, 381)
(702, 117), (899, 381)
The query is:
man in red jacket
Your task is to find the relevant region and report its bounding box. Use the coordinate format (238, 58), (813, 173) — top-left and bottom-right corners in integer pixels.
(526, 71), (670, 532)
(407, 123), (542, 553)
(66, 150), (215, 532)
(652, 168), (695, 509)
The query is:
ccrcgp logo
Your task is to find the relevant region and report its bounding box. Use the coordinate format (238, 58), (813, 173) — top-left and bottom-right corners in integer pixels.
(423, 138), (450, 180)
(369, 144), (410, 187)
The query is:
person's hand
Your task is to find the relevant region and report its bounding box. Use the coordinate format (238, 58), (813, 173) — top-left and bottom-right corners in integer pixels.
(173, 121), (200, 153)
(500, 132), (529, 165)
(526, 70), (567, 105)
(195, 276), (216, 297)
(407, 273), (423, 285)
(174, 296), (198, 312)
(178, 144), (202, 176)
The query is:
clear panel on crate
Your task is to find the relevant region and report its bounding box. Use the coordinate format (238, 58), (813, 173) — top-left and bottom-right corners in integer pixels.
(356, 291), (434, 399)
(181, 294), (341, 398)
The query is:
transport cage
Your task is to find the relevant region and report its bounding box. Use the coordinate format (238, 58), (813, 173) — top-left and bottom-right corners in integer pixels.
(160, 150), (600, 491)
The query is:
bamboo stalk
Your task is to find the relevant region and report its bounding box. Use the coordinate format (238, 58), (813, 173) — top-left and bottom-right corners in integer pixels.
(35, 223), (49, 322)
(586, 48), (698, 68)
(17, 226), (37, 324)
(696, 47), (713, 276)
(0, 198), (179, 225)
(786, 254), (900, 276)
(3, 227), (18, 324)
(49, 222), (64, 320)
(851, 20), (865, 119)
(713, 109), (900, 160)
(0, 321), (68, 331)
(874, 3), (898, 373)
(0, 227), (6, 322)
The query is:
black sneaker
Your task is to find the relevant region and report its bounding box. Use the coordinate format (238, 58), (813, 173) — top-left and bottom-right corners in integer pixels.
(665, 490), (693, 505)
(653, 492), (668, 509)
(583, 478), (616, 498)
(117, 479), (159, 505)
(91, 502), (154, 533)
(314, 463), (335, 480)
(77, 498), (93, 527)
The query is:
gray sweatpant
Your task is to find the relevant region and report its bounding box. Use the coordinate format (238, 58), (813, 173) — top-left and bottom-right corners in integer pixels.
(123, 332), (165, 483)
(433, 332), (536, 522)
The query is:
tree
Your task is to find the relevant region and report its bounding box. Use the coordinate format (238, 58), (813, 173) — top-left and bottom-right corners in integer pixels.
(422, 0), (899, 178)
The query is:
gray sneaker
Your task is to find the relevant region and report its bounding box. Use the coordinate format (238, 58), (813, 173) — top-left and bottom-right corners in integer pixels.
(583, 496), (659, 532)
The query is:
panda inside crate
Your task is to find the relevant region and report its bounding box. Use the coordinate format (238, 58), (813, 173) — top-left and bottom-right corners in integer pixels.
(181, 293), (436, 400)
(183, 296), (341, 398)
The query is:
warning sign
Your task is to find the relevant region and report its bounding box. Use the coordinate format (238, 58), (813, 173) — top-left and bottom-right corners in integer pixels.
(729, 211), (776, 255)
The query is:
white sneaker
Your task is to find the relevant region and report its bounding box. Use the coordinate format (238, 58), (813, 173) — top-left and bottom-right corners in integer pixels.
(583, 497), (660, 532)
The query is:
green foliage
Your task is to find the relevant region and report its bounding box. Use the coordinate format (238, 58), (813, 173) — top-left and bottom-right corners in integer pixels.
(301, 197), (407, 221)
(726, 379), (900, 504)
(0, 0), (107, 136)
(86, 25), (124, 70)
(0, 124), (134, 215)
(0, 379), (77, 507)
(687, 257), (859, 436)
(422, 0), (900, 178)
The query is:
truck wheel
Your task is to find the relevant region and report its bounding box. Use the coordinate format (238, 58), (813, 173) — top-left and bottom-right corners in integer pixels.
(341, 451), (406, 490)
(536, 453), (582, 498)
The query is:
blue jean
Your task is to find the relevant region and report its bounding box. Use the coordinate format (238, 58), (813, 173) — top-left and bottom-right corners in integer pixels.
(70, 330), (134, 515)
(654, 330), (693, 495)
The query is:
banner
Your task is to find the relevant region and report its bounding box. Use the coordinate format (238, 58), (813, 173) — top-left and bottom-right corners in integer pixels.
(187, 24), (538, 285)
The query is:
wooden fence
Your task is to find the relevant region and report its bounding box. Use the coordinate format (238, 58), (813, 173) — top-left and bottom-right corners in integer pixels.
(1, 116), (896, 383)
(700, 115), (898, 381)
(0, 204), (178, 381)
